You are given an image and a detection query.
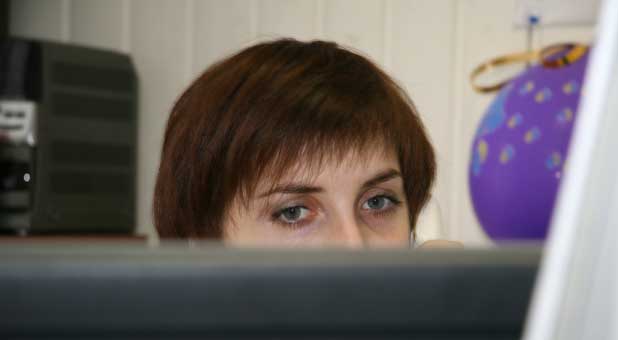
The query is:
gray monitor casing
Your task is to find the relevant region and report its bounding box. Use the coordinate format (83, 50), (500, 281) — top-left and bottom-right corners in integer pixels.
(0, 245), (540, 339)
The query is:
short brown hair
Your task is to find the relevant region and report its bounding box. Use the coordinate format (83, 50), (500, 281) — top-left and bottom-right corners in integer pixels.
(154, 39), (435, 239)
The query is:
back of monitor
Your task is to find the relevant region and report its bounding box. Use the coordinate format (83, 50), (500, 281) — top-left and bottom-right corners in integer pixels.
(523, 0), (618, 338)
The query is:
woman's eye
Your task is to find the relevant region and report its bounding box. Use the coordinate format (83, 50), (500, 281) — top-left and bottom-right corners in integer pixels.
(362, 195), (399, 211)
(275, 206), (310, 224)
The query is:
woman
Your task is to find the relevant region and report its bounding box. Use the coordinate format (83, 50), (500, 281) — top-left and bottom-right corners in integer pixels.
(154, 38), (456, 248)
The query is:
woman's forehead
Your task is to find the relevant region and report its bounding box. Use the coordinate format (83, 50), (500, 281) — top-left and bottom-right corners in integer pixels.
(260, 146), (400, 188)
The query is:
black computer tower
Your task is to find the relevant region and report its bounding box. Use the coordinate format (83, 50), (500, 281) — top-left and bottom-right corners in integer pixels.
(0, 38), (137, 235)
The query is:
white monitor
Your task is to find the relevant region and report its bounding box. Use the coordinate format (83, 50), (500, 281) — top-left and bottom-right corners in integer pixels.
(523, 0), (618, 338)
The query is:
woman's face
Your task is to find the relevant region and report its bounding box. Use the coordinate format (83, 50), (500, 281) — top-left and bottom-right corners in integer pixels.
(223, 147), (411, 247)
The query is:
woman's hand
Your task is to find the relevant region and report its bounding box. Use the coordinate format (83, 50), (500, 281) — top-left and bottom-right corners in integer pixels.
(419, 240), (464, 248)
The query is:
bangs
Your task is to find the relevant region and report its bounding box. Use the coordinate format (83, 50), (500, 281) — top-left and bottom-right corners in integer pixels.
(225, 55), (416, 206)
(237, 113), (394, 205)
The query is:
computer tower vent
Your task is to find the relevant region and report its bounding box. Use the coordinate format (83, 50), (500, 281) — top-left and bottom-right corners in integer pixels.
(51, 141), (132, 166)
(51, 92), (132, 121)
(50, 172), (130, 195)
(51, 62), (133, 92)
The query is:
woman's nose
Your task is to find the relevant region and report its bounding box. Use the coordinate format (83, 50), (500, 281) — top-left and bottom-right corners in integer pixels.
(334, 217), (365, 248)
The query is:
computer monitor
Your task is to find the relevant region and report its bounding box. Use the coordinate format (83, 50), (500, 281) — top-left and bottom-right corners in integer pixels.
(0, 244), (540, 339)
(523, 0), (618, 338)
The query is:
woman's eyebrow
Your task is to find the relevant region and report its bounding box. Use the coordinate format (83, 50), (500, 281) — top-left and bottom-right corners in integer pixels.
(258, 184), (323, 198)
(361, 169), (402, 190)
(258, 169), (401, 198)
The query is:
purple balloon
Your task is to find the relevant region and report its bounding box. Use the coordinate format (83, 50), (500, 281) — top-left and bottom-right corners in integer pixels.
(469, 51), (589, 241)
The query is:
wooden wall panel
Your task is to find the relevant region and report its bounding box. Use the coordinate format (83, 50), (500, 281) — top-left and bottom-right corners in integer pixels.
(323, 0), (385, 66)
(70, 0), (125, 51)
(130, 0), (190, 238)
(390, 0), (455, 235)
(193, 0), (254, 75)
(257, 0), (317, 40)
(10, 0), (66, 41)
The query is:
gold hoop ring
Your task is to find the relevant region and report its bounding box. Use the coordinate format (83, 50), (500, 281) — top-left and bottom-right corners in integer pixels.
(469, 51), (539, 93)
(540, 43), (588, 69)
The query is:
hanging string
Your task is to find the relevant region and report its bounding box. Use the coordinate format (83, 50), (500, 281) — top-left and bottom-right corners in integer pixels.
(526, 15), (540, 68)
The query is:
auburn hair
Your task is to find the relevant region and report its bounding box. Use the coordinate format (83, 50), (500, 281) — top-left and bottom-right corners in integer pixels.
(154, 38), (435, 239)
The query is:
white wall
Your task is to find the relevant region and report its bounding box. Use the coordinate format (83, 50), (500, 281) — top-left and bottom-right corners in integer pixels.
(10, 0), (594, 245)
